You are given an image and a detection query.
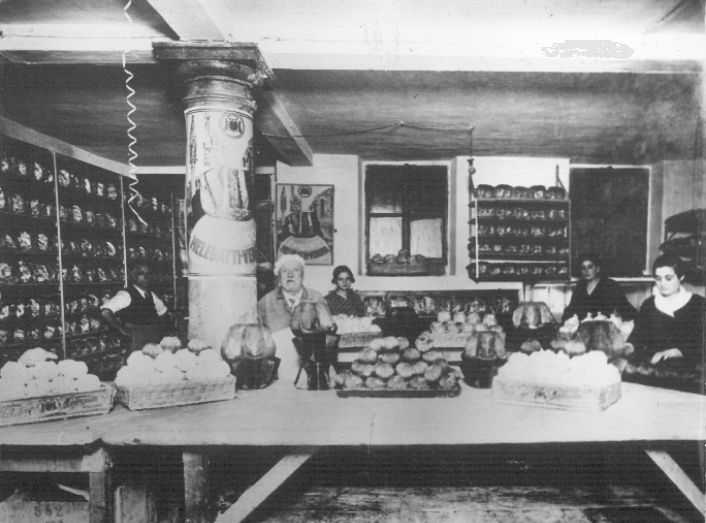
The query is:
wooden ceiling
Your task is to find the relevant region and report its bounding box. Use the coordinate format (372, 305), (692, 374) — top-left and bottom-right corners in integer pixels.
(0, 0), (703, 168)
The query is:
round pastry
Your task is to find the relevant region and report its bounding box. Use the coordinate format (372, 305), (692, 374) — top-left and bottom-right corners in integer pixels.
(546, 187), (567, 200)
(438, 371), (460, 390)
(424, 361), (448, 382)
(358, 347), (378, 363)
(512, 186), (527, 199)
(13, 328), (26, 341)
(378, 352), (400, 365)
(408, 376), (430, 390)
(387, 375), (408, 390)
(421, 350), (443, 363)
(395, 362), (414, 379)
(374, 362), (395, 380)
(11, 193), (26, 214)
(476, 184), (494, 199)
(494, 184), (513, 199)
(529, 185), (546, 199)
(520, 339), (543, 353)
(351, 361), (375, 377)
(107, 184), (118, 200)
(18, 231), (32, 251)
(17, 160), (28, 177)
(411, 360), (429, 376)
(365, 376), (386, 390)
(415, 332), (434, 352)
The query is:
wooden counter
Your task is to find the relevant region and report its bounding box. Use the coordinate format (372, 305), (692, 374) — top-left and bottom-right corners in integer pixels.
(91, 381), (705, 447)
(0, 381), (703, 523)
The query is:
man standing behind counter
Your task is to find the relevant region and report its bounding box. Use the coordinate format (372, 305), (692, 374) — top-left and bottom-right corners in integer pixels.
(101, 262), (170, 352)
(257, 254), (326, 332)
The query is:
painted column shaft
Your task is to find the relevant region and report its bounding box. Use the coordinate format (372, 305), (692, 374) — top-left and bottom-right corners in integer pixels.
(179, 61), (259, 351)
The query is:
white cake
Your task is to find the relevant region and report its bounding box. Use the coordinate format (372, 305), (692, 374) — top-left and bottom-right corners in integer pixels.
(492, 350), (621, 411)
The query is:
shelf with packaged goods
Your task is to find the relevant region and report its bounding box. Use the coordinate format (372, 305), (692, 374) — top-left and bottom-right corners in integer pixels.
(470, 235), (569, 244)
(468, 187), (571, 283)
(2, 125), (183, 371)
(469, 217), (569, 226)
(0, 211), (59, 225)
(472, 197), (570, 206)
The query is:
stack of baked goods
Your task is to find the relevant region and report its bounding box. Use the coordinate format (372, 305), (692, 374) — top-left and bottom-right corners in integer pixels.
(508, 301), (559, 352)
(425, 309), (504, 348)
(550, 313), (634, 363)
(335, 336), (461, 392)
(492, 349), (622, 411)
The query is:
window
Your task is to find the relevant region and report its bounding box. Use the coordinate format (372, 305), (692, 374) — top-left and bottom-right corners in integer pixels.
(570, 167), (649, 277)
(365, 164), (448, 274)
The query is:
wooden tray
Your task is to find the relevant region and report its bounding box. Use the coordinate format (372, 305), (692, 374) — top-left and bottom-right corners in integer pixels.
(0, 384), (114, 427)
(116, 376), (236, 411)
(337, 387), (461, 398)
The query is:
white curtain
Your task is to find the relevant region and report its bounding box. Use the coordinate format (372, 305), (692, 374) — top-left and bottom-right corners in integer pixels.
(410, 218), (442, 258)
(369, 217), (403, 256)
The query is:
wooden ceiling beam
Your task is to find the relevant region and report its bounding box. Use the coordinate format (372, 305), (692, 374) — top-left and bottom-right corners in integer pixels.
(144, 0), (227, 41)
(257, 91), (314, 167)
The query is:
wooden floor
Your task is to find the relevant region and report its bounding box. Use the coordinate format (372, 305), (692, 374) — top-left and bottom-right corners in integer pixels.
(243, 486), (695, 523)
(205, 445), (704, 523)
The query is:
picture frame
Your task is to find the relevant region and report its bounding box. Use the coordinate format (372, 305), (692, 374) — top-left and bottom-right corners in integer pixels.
(275, 183), (334, 265)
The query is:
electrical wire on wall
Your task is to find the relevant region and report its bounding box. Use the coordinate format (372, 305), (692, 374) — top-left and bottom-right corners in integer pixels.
(121, 0), (147, 226)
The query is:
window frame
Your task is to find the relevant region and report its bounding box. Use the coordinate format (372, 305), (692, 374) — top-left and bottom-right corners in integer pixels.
(361, 161), (452, 274)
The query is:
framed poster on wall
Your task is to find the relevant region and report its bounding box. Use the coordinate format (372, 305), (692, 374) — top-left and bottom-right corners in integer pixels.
(275, 183), (334, 265)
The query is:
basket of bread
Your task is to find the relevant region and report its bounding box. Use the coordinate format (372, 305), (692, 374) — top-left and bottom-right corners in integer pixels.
(115, 337), (235, 410)
(0, 348), (113, 426)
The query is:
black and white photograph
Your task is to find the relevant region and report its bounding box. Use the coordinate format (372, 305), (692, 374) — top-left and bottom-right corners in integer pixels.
(0, 1), (704, 522)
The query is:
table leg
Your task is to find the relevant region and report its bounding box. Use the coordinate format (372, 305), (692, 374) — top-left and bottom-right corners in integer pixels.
(184, 451), (209, 523)
(89, 471), (111, 523)
(645, 449), (705, 515)
(214, 447), (318, 523)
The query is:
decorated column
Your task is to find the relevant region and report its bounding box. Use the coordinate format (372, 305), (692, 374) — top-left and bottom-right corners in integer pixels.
(154, 44), (273, 350)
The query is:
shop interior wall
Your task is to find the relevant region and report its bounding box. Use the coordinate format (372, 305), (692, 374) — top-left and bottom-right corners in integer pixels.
(275, 154), (569, 300)
(276, 154), (705, 315)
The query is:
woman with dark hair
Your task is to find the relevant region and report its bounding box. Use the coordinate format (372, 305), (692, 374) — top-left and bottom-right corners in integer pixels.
(561, 254), (637, 322)
(628, 254), (705, 365)
(325, 265), (366, 317)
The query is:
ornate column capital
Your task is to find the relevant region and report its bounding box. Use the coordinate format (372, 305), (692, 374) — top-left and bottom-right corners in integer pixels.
(152, 40), (275, 89)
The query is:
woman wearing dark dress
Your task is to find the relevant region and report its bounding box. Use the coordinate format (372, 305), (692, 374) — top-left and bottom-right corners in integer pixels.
(325, 265), (366, 317)
(628, 254), (705, 365)
(561, 254), (638, 323)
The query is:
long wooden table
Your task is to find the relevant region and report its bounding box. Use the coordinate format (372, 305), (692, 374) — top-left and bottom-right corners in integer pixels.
(0, 381), (704, 523)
